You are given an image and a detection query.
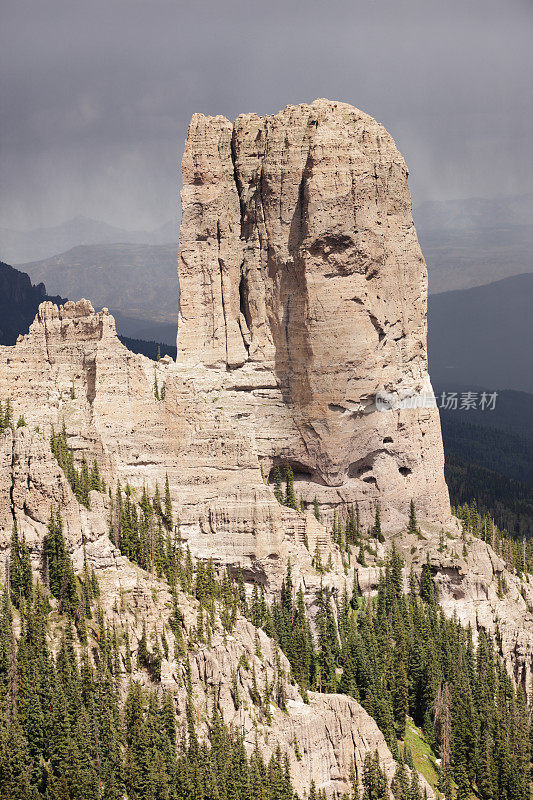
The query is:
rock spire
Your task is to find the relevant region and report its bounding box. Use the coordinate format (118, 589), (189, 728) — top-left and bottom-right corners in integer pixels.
(177, 99), (450, 524)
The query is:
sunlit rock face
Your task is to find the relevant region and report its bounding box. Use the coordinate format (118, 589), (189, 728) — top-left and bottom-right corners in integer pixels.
(0, 101), (450, 594)
(177, 99), (450, 525)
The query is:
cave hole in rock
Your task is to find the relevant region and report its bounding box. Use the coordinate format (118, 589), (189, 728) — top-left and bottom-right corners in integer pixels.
(328, 403), (348, 414)
(348, 460), (373, 479)
(383, 437), (393, 443)
(399, 466), (412, 476)
(309, 233), (353, 259)
(363, 476), (378, 486)
(268, 459), (314, 484)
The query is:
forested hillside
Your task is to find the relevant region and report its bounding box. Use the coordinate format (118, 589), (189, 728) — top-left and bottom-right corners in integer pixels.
(2, 483), (531, 799)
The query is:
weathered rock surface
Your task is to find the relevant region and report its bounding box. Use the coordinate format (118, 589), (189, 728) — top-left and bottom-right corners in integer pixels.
(40, 500), (441, 792)
(0, 299), (338, 593)
(177, 100), (450, 526)
(86, 553), (426, 798)
(419, 527), (533, 700)
(2, 99), (531, 796)
(0, 101), (450, 582)
(1, 426), (431, 797)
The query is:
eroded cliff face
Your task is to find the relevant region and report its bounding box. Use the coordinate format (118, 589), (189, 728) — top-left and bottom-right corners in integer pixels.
(177, 100), (450, 526)
(2, 100), (529, 796)
(0, 433), (413, 799)
(0, 299), (338, 593)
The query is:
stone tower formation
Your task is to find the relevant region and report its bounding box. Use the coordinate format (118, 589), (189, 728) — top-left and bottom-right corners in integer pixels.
(3, 103), (533, 800)
(0, 101), (451, 589)
(177, 99), (450, 526)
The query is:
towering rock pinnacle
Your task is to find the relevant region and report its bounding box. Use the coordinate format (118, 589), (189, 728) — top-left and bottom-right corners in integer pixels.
(1, 106), (532, 798)
(177, 100), (450, 524)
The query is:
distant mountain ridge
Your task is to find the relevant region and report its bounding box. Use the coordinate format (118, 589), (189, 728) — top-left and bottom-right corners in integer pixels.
(413, 193), (533, 293)
(420, 223), (533, 293)
(428, 273), (533, 394)
(0, 261), (65, 345)
(0, 215), (177, 263)
(20, 243), (178, 325)
(110, 310), (177, 346)
(5, 193), (531, 305)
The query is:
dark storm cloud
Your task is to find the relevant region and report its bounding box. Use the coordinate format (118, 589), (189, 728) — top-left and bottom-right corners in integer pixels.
(1, 0), (532, 230)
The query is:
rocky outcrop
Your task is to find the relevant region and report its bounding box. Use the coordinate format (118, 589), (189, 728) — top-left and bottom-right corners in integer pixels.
(421, 529), (533, 700)
(3, 100), (527, 797)
(88, 551), (426, 798)
(357, 520), (533, 701)
(0, 424), (110, 570)
(177, 100), (450, 527)
(0, 102), (450, 583)
(0, 426), (433, 797)
(0, 299), (339, 593)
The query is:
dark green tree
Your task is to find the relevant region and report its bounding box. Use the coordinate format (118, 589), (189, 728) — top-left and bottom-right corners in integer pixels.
(8, 522), (33, 607)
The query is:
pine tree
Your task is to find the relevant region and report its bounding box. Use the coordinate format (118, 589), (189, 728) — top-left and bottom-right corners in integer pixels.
(8, 522), (33, 607)
(284, 465), (298, 510)
(273, 466), (283, 505)
(419, 555), (436, 605)
(44, 507), (78, 613)
(373, 505), (384, 542)
(164, 474), (173, 529)
(138, 620), (149, 670)
(391, 652), (409, 738)
(407, 499), (419, 535)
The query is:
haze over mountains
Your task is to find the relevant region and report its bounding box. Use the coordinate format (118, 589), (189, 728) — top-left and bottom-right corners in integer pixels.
(414, 192), (533, 293)
(428, 273), (533, 394)
(19, 243), (178, 324)
(414, 192), (533, 231)
(5, 193), (531, 308)
(0, 216), (177, 264)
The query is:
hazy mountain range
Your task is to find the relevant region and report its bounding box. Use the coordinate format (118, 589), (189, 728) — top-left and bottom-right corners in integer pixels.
(419, 223), (533, 293)
(428, 273), (533, 393)
(413, 192), (533, 231)
(3, 194), (531, 294)
(0, 261), (65, 346)
(20, 243), (178, 324)
(413, 192), (533, 293)
(0, 216), (177, 264)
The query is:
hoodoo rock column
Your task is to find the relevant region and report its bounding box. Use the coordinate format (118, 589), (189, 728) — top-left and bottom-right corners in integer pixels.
(177, 99), (450, 525)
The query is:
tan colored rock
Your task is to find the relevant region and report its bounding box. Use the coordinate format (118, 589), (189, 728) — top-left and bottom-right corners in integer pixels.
(177, 99), (450, 527)
(1, 99), (530, 799)
(0, 299), (338, 593)
(0, 101), (451, 583)
(0, 425), (116, 575)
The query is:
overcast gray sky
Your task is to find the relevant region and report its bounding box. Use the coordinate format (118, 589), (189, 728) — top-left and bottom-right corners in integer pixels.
(1, 0), (532, 231)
